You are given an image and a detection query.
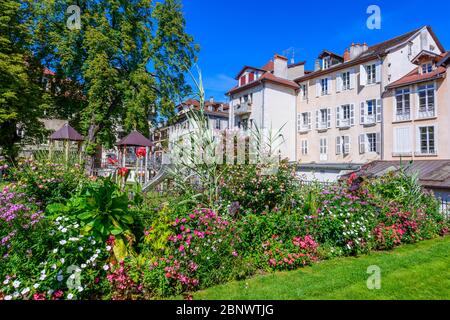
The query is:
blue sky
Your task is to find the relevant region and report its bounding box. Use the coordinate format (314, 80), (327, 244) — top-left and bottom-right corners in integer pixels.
(182, 0), (450, 102)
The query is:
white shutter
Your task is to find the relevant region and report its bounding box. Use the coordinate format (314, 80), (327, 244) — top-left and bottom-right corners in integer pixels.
(360, 65), (367, 86)
(328, 77), (333, 94)
(394, 127), (412, 154)
(344, 136), (350, 154)
(375, 61), (382, 83)
(297, 113), (302, 132)
(336, 106), (341, 128)
(359, 134), (366, 154)
(307, 112), (312, 130)
(350, 104), (355, 126)
(416, 127), (421, 154)
(376, 132), (381, 154)
(360, 102), (365, 124)
(316, 80), (320, 97)
(327, 108), (332, 128)
(336, 73), (342, 92)
(336, 136), (341, 155)
(315, 110), (319, 129)
(376, 99), (382, 122)
(350, 68), (356, 89)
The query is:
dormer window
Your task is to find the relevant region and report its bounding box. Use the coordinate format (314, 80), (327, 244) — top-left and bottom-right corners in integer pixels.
(240, 75), (246, 86)
(322, 57), (331, 70)
(422, 63), (433, 74)
(248, 72), (255, 82)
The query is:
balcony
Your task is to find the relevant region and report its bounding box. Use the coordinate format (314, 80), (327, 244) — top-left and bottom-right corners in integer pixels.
(418, 109), (436, 119)
(338, 118), (351, 129)
(395, 112), (411, 122)
(317, 122), (328, 131)
(299, 125), (310, 133)
(364, 115), (376, 126)
(234, 102), (252, 115)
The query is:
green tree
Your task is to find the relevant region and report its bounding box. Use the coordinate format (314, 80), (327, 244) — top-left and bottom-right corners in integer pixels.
(30, 0), (198, 172)
(0, 0), (47, 161)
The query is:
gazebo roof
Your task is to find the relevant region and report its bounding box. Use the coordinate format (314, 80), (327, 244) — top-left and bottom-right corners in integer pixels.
(116, 130), (153, 147)
(49, 124), (84, 141)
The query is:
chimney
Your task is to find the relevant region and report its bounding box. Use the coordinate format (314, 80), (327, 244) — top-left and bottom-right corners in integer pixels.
(209, 96), (214, 104)
(314, 59), (321, 71)
(343, 48), (350, 62)
(362, 42), (368, 53)
(273, 54), (288, 79)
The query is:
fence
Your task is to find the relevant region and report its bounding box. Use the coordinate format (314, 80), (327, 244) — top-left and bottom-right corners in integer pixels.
(440, 199), (450, 218)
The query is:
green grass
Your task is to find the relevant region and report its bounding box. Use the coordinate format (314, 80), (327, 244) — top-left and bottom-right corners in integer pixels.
(193, 237), (450, 300)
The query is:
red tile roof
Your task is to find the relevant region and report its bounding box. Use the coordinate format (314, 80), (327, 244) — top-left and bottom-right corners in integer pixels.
(261, 60), (274, 72)
(227, 72), (298, 96)
(387, 66), (446, 89)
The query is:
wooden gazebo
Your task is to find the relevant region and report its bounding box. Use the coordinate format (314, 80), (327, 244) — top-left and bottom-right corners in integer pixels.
(116, 131), (154, 183)
(49, 124), (84, 162)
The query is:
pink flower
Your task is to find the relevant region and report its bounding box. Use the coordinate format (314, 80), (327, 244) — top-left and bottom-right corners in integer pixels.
(179, 245), (185, 252)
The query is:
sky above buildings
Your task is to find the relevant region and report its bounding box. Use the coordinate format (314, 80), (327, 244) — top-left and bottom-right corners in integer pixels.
(182, 0), (450, 102)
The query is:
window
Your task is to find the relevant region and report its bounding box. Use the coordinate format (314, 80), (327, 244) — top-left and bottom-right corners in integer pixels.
(300, 84), (308, 100)
(301, 140), (308, 155)
(342, 72), (351, 90)
(322, 57), (331, 70)
(298, 112), (311, 132)
(319, 138), (328, 160)
(337, 104), (354, 128)
(321, 78), (329, 95)
(394, 127), (412, 155)
(418, 126), (436, 155)
(341, 105), (351, 120)
(240, 76), (246, 86)
(366, 64), (376, 84)
(367, 99), (375, 116)
(422, 63), (433, 74)
(418, 84), (435, 118)
(395, 88), (411, 121)
(359, 133), (380, 154)
(316, 108), (330, 130)
(336, 136), (350, 155)
(248, 72), (255, 82)
(215, 119), (221, 130)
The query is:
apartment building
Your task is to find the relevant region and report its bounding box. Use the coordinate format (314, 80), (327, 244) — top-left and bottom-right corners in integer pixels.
(294, 26), (446, 181)
(384, 50), (449, 160)
(150, 98), (229, 159)
(227, 54), (304, 161)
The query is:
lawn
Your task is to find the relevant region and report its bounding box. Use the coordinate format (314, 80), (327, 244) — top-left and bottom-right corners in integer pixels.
(192, 237), (450, 300)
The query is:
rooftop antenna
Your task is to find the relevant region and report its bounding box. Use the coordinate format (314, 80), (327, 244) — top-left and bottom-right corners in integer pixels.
(282, 47), (296, 64)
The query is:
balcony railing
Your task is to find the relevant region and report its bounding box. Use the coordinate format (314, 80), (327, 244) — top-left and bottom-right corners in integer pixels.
(338, 119), (351, 128)
(234, 102), (252, 115)
(299, 125), (310, 132)
(395, 112), (411, 122)
(317, 122), (328, 131)
(364, 115), (376, 125)
(418, 109), (436, 119)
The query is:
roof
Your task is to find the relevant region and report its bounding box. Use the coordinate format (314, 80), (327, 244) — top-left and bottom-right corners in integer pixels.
(437, 51), (450, 67)
(226, 72), (299, 96)
(49, 124), (84, 141)
(343, 160), (450, 189)
(411, 49), (442, 64)
(386, 66), (446, 89)
(295, 26), (445, 83)
(288, 61), (306, 68)
(116, 131), (153, 147)
(318, 50), (344, 60)
(235, 66), (266, 80)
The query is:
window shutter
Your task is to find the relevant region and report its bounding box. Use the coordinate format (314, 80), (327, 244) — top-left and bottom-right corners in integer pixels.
(327, 108), (332, 128)
(316, 80), (320, 97)
(297, 113), (302, 132)
(376, 132), (381, 154)
(248, 72), (255, 82)
(350, 104), (355, 126)
(336, 136), (341, 155)
(416, 127), (421, 154)
(360, 102), (365, 124)
(360, 65), (367, 86)
(336, 106), (341, 128)
(359, 134), (366, 154)
(344, 136), (350, 154)
(350, 69), (356, 89)
(328, 77), (333, 94)
(336, 73), (342, 92)
(305, 140), (308, 155)
(376, 99), (382, 122)
(307, 112), (312, 130)
(375, 61), (382, 83)
(315, 110), (319, 129)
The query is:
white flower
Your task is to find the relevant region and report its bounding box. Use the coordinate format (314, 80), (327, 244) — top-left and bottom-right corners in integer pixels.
(13, 280), (20, 288)
(61, 228), (68, 233)
(73, 224), (79, 228)
(3, 279), (9, 285)
(91, 240), (96, 245)
(4, 295), (12, 300)
(33, 283), (40, 289)
(39, 274), (46, 281)
(59, 240), (67, 245)
(58, 225), (63, 230)
(106, 246), (112, 251)
(57, 275), (63, 282)
(47, 290), (54, 295)
(53, 249), (58, 254)
(81, 264), (87, 269)
(69, 237), (79, 242)
(95, 249), (101, 254)
(60, 258), (65, 264)
(67, 293), (74, 300)
(77, 286), (84, 292)
(21, 287), (30, 295)
(51, 264), (57, 270)
(103, 265), (109, 271)
(69, 274), (76, 280)
(56, 217), (62, 222)
(13, 292), (20, 298)
(78, 246), (84, 251)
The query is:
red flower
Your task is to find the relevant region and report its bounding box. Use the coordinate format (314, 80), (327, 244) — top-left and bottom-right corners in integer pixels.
(135, 147), (147, 158)
(118, 167), (129, 177)
(108, 157), (119, 166)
